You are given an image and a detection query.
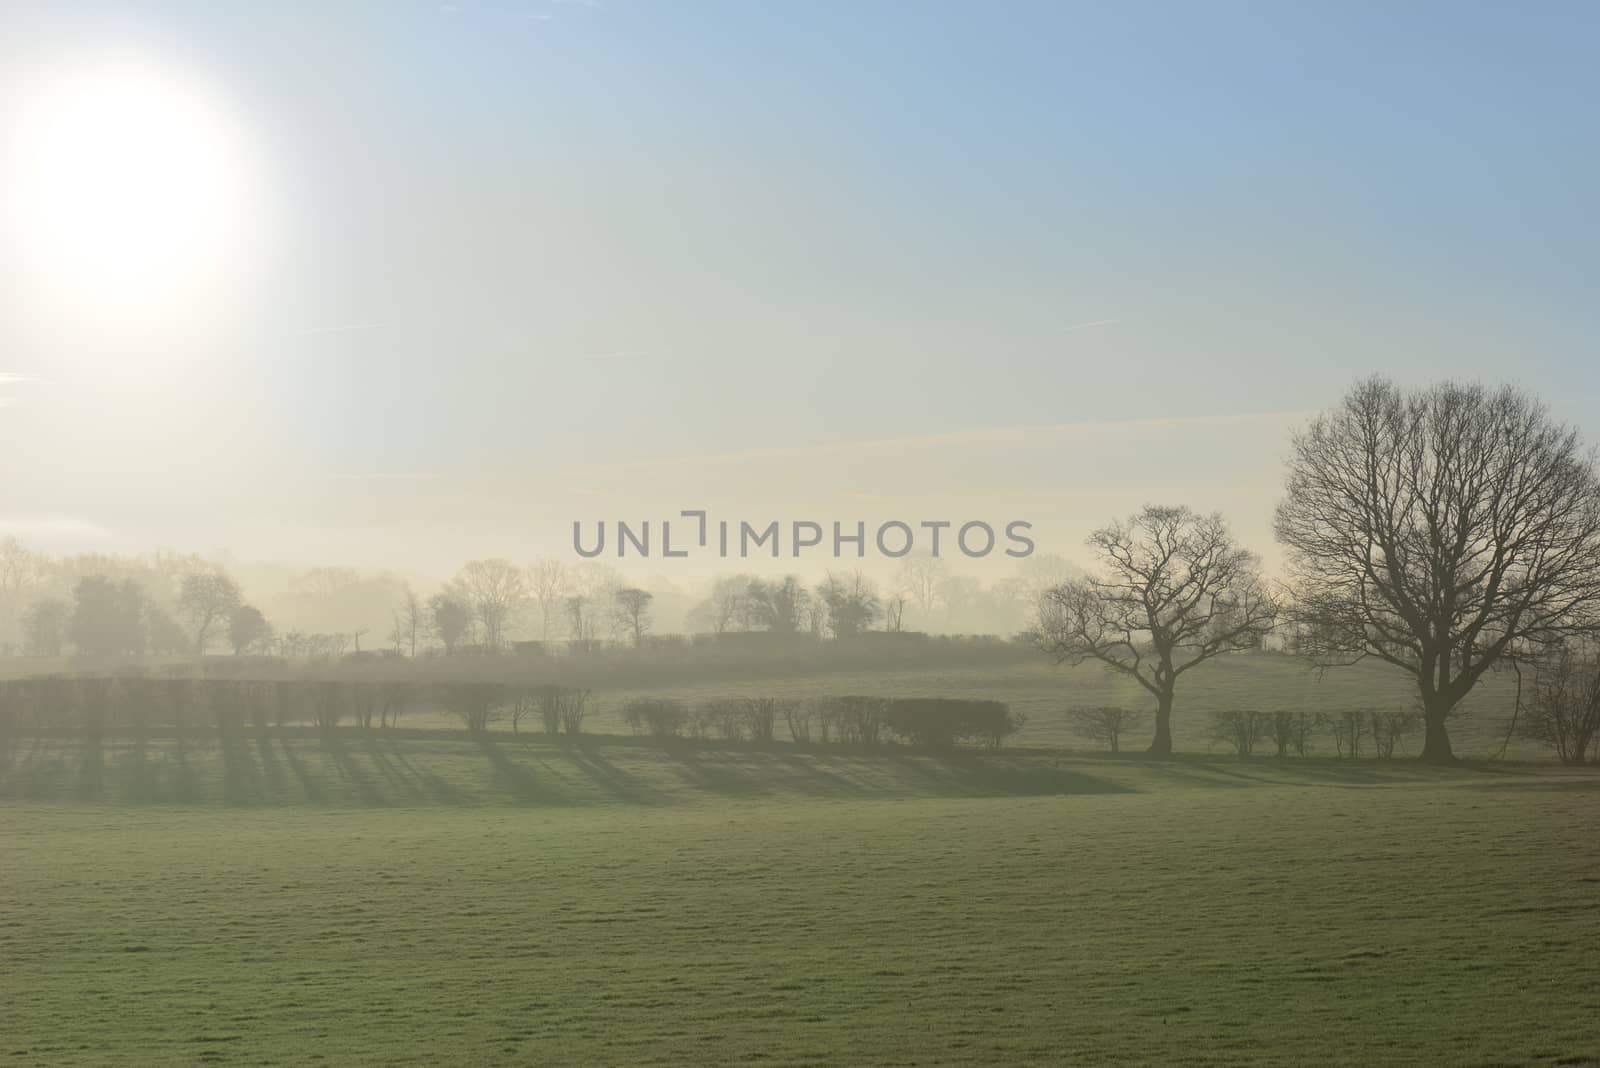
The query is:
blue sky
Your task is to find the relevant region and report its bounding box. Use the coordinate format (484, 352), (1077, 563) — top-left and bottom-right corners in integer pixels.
(1, 1), (1597, 571)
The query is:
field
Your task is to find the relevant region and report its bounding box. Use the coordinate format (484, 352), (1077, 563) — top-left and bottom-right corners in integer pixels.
(3, 727), (1598, 1067)
(0, 648), (1536, 757)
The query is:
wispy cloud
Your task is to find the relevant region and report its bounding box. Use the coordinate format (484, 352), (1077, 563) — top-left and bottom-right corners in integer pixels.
(1060, 319), (1119, 332)
(568, 411), (1307, 475)
(0, 516), (111, 540)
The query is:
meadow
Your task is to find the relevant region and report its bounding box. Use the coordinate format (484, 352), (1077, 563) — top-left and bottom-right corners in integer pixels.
(3, 652), (1593, 1066)
(3, 724), (1599, 1066)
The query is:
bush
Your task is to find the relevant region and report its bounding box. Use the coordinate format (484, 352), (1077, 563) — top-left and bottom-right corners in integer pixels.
(1369, 707), (1421, 758)
(436, 682), (506, 733)
(623, 698), (690, 739)
(879, 697), (1021, 750)
(1208, 709), (1270, 756)
(1268, 709), (1314, 757)
(814, 695), (888, 744)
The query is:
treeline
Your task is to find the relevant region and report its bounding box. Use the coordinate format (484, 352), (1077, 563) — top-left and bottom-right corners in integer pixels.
(0, 676), (1022, 754)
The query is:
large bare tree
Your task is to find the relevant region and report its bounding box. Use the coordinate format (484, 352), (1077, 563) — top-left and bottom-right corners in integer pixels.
(1032, 506), (1277, 755)
(1276, 378), (1600, 762)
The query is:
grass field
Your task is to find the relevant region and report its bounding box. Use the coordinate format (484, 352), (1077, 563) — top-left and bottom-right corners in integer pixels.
(3, 730), (1597, 1066)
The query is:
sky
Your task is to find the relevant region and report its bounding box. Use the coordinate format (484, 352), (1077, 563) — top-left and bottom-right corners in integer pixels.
(1, 1), (1597, 580)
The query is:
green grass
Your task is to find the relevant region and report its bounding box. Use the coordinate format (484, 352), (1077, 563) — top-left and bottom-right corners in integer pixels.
(2, 734), (1597, 1066)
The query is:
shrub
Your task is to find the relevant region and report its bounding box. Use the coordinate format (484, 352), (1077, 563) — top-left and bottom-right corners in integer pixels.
(623, 698), (690, 739)
(1369, 707), (1421, 759)
(436, 682), (506, 733)
(879, 697), (1021, 750)
(1268, 709), (1314, 757)
(1208, 709), (1271, 756)
(814, 695), (888, 744)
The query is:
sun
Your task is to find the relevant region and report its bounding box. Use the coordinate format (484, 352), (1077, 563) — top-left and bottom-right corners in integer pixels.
(3, 51), (271, 326)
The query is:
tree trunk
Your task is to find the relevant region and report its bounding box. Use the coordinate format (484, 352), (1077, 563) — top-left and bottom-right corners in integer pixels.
(1419, 696), (1456, 764)
(1147, 692), (1174, 756)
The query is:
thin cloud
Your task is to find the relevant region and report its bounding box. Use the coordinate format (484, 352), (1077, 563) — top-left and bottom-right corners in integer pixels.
(1060, 319), (1119, 332)
(568, 411), (1308, 475)
(0, 516), (112, 540)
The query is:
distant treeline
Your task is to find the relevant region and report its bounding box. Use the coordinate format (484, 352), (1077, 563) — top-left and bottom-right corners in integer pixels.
(0, 676), (1022, 753)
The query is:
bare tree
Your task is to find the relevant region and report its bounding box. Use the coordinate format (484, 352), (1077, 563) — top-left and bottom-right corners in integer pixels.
(1275, 378), (1600, 762)
(1066, 705), (1145, 753)
(896, 553), (946, 622)
(565, 594), (594, 643)
(613, 587), (654, 646)
(450, 559), (526, 651)
(883, 592), (907, 632)
(178, 570), (242, 655)
(689, 574), (751, 634)
(390, 585), (425, 657)
(1032, 506), (1277, 755)
(1518, 642), (1600, 764)
(526, 559), (570, 640)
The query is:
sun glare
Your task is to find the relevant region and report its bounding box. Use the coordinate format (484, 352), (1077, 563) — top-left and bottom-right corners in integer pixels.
(4, 52), (270, 326)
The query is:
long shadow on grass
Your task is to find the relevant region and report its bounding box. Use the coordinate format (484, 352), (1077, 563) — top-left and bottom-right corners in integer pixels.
(380, 735), (471, 803)
(473, 735), (571, 805)
(275, 730), (326, 804)
(562, 741), (671, 805)
(323, 729), (390, 805)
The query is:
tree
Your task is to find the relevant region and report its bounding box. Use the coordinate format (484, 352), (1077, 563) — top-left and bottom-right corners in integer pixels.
(896, 553), (946, 622)
(178, 570), (242, 654)
(1032, 506), (1277, 755)
(0, 536), (42, 647)
(67, 576), (147, 658)
(526, 559), (570, 640)
(613, 587), (653, 646)
(564, 594), (594, 643)
(1275, 378), (1600, 763)
(1518, 642), (1600, 764)
(817, 571), (881, 638)
(688, 574), (752, 634)
(20, 598), (69, 656)
(428, 593), (474, 655)
(228, 605), (272, 655)
(1066, 705), (1145, 754)
(744, 575), (810, 633)
(390, 585), (425, 657)
(450, 559), (525, 652)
